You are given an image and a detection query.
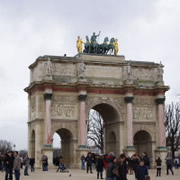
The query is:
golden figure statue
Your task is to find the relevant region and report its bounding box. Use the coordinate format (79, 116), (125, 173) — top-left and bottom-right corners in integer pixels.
(114, 39), (119, 56)
(76, 36), (84, 53)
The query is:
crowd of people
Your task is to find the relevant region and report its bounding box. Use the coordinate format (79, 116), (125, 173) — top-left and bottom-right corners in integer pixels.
(79, 151), (177, 180)
(0, 150), (179, 180)
(0, 151), (35, 180)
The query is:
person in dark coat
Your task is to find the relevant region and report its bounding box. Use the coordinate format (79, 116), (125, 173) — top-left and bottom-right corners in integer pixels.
(142, 152), (150, 169)
(106, 154), (116, 180)
(136, 160), (148, 180)
(155, 157), (162, 177)
(4, 151), (14, 180)
(85, 153), (93, 173)
(166, 153), (174, 175)
(29, 158), (35, 172)
(115, 154), (126, 180)
(132, 154), (139, 178)
(96, 155), (104, 179)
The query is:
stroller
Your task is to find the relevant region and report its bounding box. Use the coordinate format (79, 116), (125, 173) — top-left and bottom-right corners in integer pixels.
(56, 158), (69, 173)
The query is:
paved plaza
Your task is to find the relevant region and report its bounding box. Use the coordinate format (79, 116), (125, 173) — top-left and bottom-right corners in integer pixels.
(0, 168), (180, 180)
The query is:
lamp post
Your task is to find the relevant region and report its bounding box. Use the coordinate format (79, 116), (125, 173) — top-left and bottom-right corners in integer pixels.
(13, 144), (16, 151)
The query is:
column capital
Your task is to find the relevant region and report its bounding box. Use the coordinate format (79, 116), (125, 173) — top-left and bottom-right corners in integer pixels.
(78, 94), (87, 101)
(155, 97), (165, 104)
(44, 93), (53, 100)
(124, 96), (134, 103)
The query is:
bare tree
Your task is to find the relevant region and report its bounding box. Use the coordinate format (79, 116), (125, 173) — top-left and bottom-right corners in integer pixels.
(165, 102), (180, 159)
(0, 140), (13, 154)
(87, 110), (104, 152)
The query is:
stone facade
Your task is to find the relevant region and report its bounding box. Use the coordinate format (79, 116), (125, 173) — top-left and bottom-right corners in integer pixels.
(25, 54), (169, 168)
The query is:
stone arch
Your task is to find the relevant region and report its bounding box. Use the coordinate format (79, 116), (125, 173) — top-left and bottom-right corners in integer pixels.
(88, 103), (120, 154)
(52, 128), (74, 167)
(30, 130), (35, 158)
(133, 130), (152, 163)
(86, 99), (121, 121)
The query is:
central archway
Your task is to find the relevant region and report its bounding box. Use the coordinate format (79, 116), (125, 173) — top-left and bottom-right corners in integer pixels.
(88, 103), (120, 155)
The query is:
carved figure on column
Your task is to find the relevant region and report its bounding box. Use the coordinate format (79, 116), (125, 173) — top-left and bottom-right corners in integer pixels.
(45, 57), (53, 80)
(127, 62), (132, 80)
(78, 62), (86, 80)
(158, 62), (164, 81)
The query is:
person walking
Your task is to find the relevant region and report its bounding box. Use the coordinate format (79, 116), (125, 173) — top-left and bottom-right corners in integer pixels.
(23, 154), (29, 176)
(155, 157), (162, 177)
(106, 154), (116, 180)
(96, 155), (104, 179)
(136, 160), (148, 180)
(13, 151), (21, 180)
(4, 151), (14, 180)
(114, 154), (127, 180)
(29, 158), (35, 172)
(80, 154), (85, 170)
(85, 153), (93, 174)
(166, 153), (174, 175)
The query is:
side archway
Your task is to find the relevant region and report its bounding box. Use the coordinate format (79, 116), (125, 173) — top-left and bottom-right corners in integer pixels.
(54, 128), (73, 167)
(134, 130), (152, 161)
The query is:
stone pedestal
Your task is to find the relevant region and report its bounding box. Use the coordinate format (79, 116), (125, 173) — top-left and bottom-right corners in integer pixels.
(155, 147), (167, 167)
(41, 145), (54, 168)
(124, 146), (136, 157)
(76, 147), (88, 168)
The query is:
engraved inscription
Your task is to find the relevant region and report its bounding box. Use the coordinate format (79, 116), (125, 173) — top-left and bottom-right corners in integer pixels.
(132, 68), (154, 81)
(86, 65), (122, 78)
(54, 64), (76, 76)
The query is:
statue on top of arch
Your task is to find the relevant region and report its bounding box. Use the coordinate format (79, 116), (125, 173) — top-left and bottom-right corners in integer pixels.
(76, 31), (119, 56)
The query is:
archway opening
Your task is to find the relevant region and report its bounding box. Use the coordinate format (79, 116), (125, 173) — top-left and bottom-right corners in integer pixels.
(88, 103), (119, 154)
(30, 130), (35, 158)
(53, 128), (73, 167)
(134, 130), (152, 163)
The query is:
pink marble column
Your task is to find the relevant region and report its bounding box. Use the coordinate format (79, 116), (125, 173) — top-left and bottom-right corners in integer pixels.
(124, 96), (134, 147)
(156, 97), (166, 147)
(78, 94), (87, 147)
(44, 93), (53, 145)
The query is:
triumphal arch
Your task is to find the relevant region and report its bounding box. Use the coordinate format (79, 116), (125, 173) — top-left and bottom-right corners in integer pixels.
(25, 52), (169, 168)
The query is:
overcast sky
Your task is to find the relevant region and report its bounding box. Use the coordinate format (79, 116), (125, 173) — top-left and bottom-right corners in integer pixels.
(0, 0), (180, 150)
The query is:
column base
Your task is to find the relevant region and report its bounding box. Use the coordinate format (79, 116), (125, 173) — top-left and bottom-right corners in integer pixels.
(76, 146), (89, 169)
(41, 144), (54, 168)
(123, 146), (136, 157)
(155, 146), (167, 167)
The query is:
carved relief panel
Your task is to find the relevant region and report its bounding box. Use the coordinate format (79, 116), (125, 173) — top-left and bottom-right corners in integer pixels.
(133, 97), (155, 121)
(131, 68), (156, 81)
(51, 95), (78, 120)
